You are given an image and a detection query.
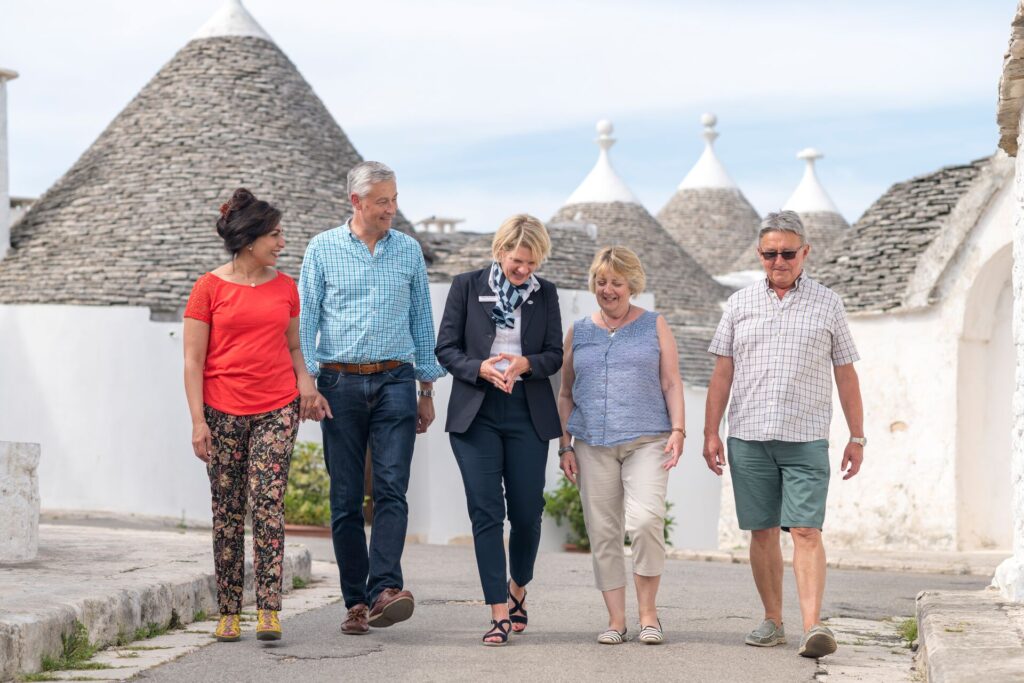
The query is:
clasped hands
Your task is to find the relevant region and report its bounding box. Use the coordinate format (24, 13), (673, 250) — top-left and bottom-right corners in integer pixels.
(479, 353), (531, 393)
(298, 376), (333, 422)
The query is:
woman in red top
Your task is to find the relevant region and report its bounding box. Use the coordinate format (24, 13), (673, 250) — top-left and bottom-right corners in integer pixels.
(183, 188), (330, 643)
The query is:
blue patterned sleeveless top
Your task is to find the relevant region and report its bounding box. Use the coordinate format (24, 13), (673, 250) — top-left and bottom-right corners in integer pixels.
(567, 310), (671, 447)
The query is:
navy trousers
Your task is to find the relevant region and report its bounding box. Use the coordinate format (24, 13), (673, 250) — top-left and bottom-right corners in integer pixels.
(449, 384), (549, 605)
(318, 363), (417, 609)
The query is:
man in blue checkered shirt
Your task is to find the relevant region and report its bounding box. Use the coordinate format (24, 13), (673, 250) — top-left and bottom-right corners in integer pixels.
(299, 161), (446, 635)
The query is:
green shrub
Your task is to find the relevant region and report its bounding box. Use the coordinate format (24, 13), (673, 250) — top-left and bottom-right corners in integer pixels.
(898, 617), (918, 646)
(543, 478), (590, 549)
(39, 621), (110, 672)
(284, 441), (331, 527)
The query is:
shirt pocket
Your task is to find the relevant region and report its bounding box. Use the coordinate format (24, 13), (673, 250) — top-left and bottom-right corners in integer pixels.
(792, 320), (832, 364)
(381, 263), (414, 316)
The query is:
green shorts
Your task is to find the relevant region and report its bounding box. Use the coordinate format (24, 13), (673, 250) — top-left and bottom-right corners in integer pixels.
(727, 437), (830, 531)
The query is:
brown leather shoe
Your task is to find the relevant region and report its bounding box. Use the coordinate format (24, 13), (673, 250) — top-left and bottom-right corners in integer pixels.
(341, 604), (369, 635)
(368, 588), (415, 628)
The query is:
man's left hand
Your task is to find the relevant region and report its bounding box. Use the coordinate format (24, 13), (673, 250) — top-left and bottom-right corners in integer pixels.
(841, 442), (863, 480)
(416, 396), (435, 434)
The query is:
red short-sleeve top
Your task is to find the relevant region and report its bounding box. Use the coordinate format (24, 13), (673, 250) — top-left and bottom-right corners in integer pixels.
(184, 271), (300, 416)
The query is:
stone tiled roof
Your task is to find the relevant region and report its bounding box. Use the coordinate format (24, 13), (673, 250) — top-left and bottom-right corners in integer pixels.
(0, 34), (426, 315)
(657, 187), (761, 275)
(426, 221), (599, 290)
(424, 231), (493, 282)
(553, 202), (730, 386)
(814, 156), (1010, 313)
(797, 210), (850, 261)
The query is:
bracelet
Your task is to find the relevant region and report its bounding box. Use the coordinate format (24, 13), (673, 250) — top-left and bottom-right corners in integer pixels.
(671, 427), (686, 437)
(557, 445), (575, 456)
(416, 389), (435, 398)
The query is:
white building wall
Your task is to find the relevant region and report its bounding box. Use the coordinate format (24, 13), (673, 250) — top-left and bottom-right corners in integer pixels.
(994, 119), (1024, 598)
(718, 183), (1014, 550)
(0, 283), (721, 549)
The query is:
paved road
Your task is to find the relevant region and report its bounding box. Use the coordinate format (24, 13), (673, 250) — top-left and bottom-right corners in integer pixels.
(137, 542), (986, 682)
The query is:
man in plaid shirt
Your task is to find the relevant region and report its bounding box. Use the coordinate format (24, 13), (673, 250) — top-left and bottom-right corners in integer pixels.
(300, 161), (446, 636)
(703, 210), (864, 659)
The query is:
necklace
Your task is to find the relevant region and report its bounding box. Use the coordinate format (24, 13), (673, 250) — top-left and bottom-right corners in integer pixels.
(600, 305), (631, 337)
(231, 263), (263, 287)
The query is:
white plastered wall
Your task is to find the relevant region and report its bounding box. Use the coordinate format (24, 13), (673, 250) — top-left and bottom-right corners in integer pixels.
(994, 119), (1024, 599)
(718, 182), (1014, 550)
(0, 283), (722, 550)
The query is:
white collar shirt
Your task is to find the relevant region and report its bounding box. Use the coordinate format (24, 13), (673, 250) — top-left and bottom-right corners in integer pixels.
(487, 269), (539, 377)
(708, 274), (859, 442)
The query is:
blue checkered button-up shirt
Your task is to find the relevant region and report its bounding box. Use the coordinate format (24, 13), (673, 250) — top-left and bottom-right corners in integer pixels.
(298, 223), (446, 382)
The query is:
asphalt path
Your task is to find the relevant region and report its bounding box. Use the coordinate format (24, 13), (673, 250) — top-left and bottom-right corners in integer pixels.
(137, 541), (986, 682)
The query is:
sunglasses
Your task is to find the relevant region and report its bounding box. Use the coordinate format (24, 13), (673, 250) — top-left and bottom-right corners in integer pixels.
(759, 249), (802, 261)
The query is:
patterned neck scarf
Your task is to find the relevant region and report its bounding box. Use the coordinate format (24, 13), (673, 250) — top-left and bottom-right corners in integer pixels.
(489, 261), (530, 329)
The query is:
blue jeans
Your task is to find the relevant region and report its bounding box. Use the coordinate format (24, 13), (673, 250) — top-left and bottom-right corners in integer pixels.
(318, 363), (417, 608)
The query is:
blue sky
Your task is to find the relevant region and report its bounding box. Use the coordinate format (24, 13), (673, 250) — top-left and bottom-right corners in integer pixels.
(1, 0), (1016, 232)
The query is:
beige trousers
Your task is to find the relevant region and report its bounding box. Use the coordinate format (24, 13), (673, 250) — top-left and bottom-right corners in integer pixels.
(575, 434), (671, 591)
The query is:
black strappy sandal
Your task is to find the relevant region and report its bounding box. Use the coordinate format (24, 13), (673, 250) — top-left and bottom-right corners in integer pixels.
(482, 619), (512, 646)
(508, 581), (528, 633)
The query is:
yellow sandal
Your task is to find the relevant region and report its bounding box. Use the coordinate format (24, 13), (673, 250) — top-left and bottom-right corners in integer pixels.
(256, 609), (282, 641)
(215, 614), (241, 642)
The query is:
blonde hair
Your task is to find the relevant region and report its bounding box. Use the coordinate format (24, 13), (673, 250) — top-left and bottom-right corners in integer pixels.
(491, 214), (552, 263)
(588, 246), (646, 295)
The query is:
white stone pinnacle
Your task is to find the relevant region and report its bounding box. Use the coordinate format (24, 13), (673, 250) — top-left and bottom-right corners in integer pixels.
(783, 147), (842, 214)
(678, 112), (738, 190)
(192, 0), (273, 42)
(564, 119), (640, 206)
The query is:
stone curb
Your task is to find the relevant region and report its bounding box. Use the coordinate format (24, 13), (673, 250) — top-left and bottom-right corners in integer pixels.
(917, 588), (1024, 683)
(666, 548), (1001, 577)
(1, 545), (312, 681)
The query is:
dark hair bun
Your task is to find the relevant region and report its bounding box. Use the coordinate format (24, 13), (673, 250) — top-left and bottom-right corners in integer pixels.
(215, 187), (282, 255)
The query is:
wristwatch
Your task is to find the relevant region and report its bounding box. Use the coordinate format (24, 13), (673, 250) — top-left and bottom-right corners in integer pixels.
(557, 445), (575, 456)
(849, 436), (867, 446)
(416, 389), (435, 398)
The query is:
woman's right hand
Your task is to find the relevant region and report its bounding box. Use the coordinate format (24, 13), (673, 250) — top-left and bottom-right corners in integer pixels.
(560, 450), (578, 485)
(192, 421), (213, 463)
(478, 356), (511, 392)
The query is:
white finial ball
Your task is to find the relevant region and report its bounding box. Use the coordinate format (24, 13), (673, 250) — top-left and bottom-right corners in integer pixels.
(701, 113), (717, 127)
(596, 119), (614, 136)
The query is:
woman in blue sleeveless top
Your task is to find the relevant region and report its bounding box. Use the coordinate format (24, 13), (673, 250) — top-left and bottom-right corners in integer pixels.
(557, 246), (686, 646)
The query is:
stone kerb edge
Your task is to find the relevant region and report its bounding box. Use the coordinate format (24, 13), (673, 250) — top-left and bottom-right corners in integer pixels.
(1, 547), (312, 680)
(0, 441), (41, 563)
(917, 589), (1024, 683)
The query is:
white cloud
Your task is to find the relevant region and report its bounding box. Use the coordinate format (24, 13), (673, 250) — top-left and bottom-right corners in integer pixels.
(1, 0), (1013, 219)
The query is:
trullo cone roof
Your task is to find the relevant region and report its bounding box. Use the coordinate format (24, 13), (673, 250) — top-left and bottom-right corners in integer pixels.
(0, 0), (425, 315)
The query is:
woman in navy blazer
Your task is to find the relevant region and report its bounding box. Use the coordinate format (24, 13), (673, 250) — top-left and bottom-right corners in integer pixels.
(435, 214), (563, 646)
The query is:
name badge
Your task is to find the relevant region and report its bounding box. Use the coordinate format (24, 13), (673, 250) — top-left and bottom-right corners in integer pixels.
(478, 295), (498, 302)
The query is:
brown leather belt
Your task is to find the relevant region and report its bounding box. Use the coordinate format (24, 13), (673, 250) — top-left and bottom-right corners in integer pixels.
(320, 360), (404, 375)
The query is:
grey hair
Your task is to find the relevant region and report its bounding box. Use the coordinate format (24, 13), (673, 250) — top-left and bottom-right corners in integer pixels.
(758, 210), (806, 244)
(347, 161), (396, 199)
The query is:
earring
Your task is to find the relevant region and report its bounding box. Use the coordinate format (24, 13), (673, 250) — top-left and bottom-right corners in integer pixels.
(248, 246), (253, 252)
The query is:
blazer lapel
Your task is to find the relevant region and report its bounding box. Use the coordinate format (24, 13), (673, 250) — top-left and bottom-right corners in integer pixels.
(519, 284), (540, 340)
(476, 269), (498, 324)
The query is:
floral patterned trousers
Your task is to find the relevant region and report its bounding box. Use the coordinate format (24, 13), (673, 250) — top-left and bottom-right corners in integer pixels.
(205, 398), (299, 615)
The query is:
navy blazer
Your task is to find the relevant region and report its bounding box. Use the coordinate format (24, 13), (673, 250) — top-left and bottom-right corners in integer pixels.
(435, 268), (563, 440)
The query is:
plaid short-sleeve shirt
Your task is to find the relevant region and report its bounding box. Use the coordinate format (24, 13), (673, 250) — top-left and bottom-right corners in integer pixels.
(708, 274), (859, 442)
